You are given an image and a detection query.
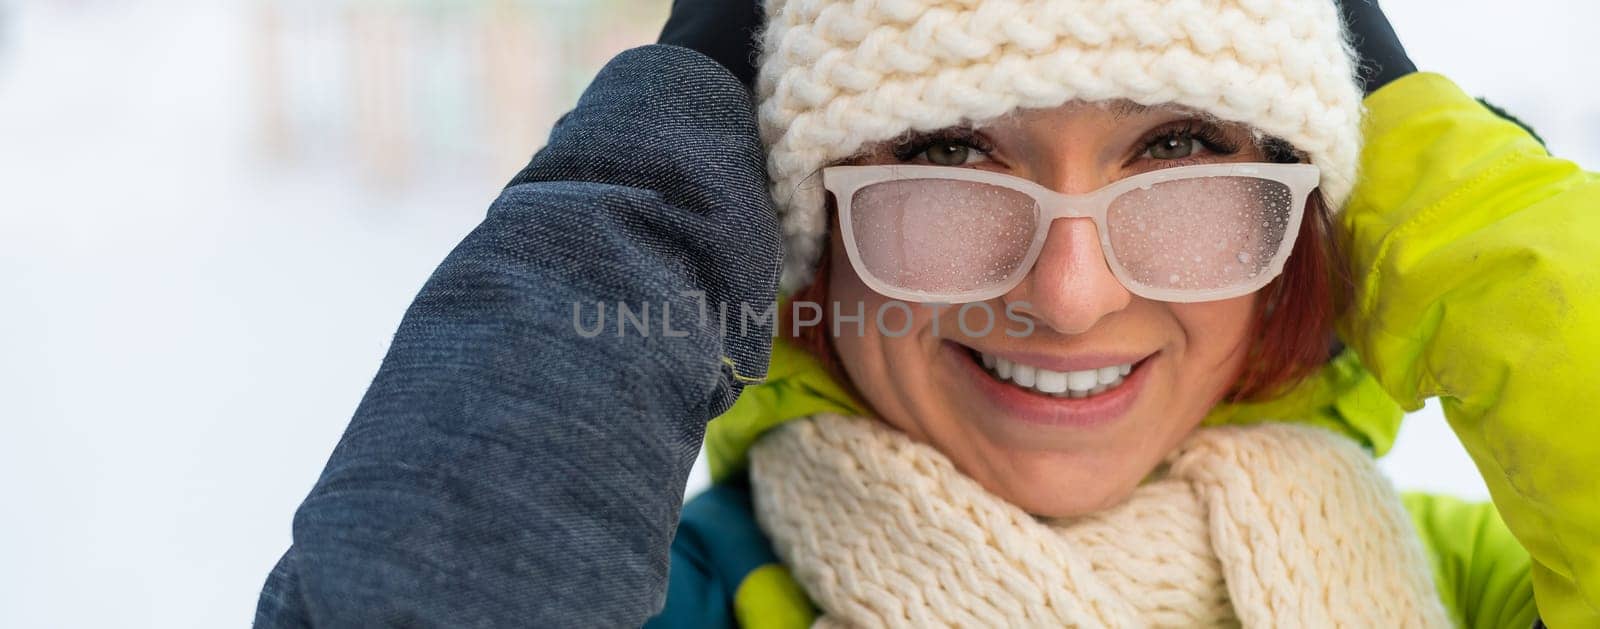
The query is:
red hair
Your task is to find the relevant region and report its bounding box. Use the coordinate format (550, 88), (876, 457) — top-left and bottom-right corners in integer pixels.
(781, 193), (1349, 404)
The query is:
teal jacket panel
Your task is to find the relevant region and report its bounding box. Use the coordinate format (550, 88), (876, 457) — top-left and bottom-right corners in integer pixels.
(645, 476), (780, 628)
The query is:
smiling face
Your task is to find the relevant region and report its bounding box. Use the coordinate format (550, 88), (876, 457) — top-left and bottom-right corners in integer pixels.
(824, 102), (1283, 518)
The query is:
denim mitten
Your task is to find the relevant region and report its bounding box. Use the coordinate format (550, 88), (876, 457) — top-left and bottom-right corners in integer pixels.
(255, 44), (780, 628)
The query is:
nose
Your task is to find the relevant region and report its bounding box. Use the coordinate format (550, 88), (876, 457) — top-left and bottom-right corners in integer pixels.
(1003, 217), (1132, 335)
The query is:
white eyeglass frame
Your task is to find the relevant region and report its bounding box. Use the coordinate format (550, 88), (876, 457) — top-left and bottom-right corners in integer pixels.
(821, 162), (1322, 304)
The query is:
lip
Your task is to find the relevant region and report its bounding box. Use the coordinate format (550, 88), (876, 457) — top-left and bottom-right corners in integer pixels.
(944, 340), (1155, 429)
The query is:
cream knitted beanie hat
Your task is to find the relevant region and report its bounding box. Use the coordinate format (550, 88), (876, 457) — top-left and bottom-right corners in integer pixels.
(756, 0), (1366, 292)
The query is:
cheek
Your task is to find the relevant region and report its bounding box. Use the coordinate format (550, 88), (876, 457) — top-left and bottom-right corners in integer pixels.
(1169, 296), (1258, 399)
(824, 232), (939, 433)
(827, 236), (875, 361)
(825, 234), (890, 394)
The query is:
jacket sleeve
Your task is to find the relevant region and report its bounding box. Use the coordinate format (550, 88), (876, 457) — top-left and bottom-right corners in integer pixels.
(1340, 72), (1600, 627)
(253, 44), (780, 627)
(1402, 493), (1535, 629)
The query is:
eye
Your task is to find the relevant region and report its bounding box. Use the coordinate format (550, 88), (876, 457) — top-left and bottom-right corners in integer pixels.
(891, 130), (994, 166)
(1132, 121), (1243, 165)
(923, 141), (979, 166)
(1146, 134), (1202, 160)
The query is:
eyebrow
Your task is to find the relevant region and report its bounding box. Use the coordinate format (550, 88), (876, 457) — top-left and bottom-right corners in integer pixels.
(1108, 100), (1221, 123)
(1109, 101), (1151, 121)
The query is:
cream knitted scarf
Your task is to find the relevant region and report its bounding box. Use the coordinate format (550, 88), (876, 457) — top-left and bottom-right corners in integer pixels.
(748, 414), (1450, 627)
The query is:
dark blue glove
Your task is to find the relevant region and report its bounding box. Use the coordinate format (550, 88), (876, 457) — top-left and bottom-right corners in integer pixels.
(657, 0), (765, 90)
(1337, 0), (1416, 95)
(255, 45), (780, 627)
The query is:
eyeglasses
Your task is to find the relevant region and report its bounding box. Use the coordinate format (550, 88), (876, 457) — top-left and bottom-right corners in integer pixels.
(821, 162), (1321, 304)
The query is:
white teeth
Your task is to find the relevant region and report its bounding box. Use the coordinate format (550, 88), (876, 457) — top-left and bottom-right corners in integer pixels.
(1012, 364), (1037, 387)
(1036, 369), (1068, 394)
(978, 352), (1137, 398)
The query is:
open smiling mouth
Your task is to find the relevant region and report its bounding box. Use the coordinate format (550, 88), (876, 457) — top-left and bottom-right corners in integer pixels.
(961, 345), (1153, 399)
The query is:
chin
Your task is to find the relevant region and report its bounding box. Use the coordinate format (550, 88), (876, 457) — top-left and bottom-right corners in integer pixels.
(967, 446), (1155, 519)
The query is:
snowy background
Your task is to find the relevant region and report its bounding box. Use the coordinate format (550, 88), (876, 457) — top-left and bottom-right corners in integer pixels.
(2, 1), (1596, 627)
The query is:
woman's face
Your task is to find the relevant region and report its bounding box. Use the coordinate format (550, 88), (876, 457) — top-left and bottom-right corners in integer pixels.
(827, 102), (1270, 518)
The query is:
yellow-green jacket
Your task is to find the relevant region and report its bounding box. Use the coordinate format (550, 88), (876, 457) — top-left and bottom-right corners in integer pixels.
(646, 73), (1600, 628)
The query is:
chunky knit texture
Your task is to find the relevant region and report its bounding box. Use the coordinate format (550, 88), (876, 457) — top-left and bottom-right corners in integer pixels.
(748, 414), (1450, 627)
(755, 0), (1366, 291)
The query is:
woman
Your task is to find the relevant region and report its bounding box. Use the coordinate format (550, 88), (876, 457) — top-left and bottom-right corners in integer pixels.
(257, 1), (1597, 627)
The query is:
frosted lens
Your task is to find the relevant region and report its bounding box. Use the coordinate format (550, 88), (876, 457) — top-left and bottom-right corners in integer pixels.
(850, 179), (1039, 295)
(1105, 177), (1292, 293)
